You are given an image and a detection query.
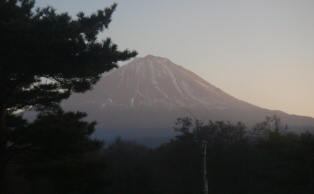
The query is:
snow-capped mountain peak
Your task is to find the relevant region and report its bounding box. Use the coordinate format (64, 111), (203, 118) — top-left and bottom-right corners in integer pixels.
(62, 55), (314, 137)
(88, 55), (248, 110)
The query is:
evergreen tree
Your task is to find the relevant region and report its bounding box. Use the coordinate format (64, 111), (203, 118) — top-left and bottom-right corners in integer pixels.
(11, 109), (107, 193)
(104, 137), (153, 194)
(0, 0), (137, 190)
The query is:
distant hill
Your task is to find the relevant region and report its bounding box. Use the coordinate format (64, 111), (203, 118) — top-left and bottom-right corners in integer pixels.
(62, 55), (314, 140)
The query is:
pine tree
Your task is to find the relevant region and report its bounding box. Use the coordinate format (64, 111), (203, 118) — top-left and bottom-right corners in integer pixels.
(0, 0), (137, 190)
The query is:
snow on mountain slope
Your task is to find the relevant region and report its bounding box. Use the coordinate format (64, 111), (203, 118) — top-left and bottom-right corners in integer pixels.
(62, 55), (314, 138)
(68, 55), (254, 111)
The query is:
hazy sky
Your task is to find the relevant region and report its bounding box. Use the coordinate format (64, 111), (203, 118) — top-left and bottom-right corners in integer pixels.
(35, 1), (314, 118)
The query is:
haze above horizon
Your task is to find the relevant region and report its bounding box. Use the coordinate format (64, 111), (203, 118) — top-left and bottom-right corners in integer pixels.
(36, 0), (314, 118)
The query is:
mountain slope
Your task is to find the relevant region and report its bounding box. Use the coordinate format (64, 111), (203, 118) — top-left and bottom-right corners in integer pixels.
(62, 55), (314, 138)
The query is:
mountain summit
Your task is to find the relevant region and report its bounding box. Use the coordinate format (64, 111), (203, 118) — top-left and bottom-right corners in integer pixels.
(85, 55), (251, 110)
(62, 55), (314, 138)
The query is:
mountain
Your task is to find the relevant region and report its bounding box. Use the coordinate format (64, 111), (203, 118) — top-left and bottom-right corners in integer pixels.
(62, 55), (314, 140)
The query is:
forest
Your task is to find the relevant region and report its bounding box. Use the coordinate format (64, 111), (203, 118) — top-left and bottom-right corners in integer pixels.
(5, 115), (314, 194)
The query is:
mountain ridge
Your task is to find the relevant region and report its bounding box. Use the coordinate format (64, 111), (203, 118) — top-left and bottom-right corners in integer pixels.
(89, 55), (258, 110)
(62, 55), (314, 138)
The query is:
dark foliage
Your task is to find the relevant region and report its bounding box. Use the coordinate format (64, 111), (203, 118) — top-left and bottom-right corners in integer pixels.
(104, 137), (153, 194)
(0, 0), (136, 111)
(7, 109), (107, 193)
(0, 0), (136, 191)
(102, 116), (314, 194)
(5, 115), (314, 193)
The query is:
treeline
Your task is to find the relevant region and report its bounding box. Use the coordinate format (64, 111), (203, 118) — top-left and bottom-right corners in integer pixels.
(103, 116), (314, 194)
(5, 114), (314, 194)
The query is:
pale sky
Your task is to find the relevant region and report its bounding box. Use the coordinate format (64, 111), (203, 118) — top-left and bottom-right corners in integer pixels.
(35, 0), (314, 118)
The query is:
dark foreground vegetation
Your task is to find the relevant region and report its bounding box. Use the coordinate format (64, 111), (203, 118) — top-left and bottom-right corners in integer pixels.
(2, 1), (314, 193)
(0, 0), (136, 192)
(4, 114), (314, 194)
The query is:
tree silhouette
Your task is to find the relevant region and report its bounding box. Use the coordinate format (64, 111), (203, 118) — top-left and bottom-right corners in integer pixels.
(0, 0), (137, 190)
(12, 109), (107, 193)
